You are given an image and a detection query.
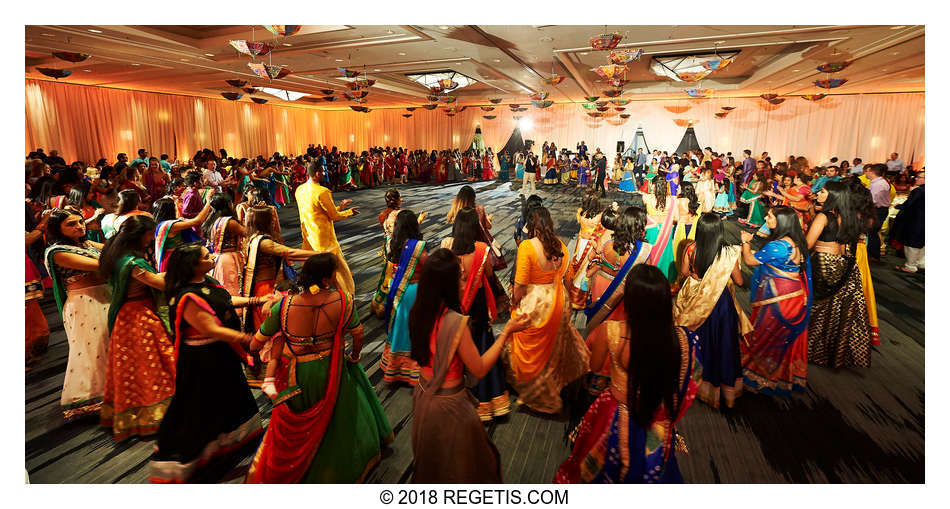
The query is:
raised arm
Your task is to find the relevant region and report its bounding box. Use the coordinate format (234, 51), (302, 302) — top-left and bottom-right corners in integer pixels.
(317, 188), (355, 221)
(169, 200), (213, 234)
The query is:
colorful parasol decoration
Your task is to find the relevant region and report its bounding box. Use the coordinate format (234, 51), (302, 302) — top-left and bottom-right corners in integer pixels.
(320, 89), (335, 96)
(587, 111), (605, 118)
(685, 88), (713, 98)
(603, 89), (622, 98)
(677, 70), (712, 82)
(595, 100), (609, 107)
(516, 107), (528, 112)
(714, 112), (729, 118)
(226, 79), (249, 88)
(530, 91), (549, 101)
(345, 81), (361, 91)
(702, 57), (735, 71)
(489, 98), (503, 104)
(322, 96), (340, 102)
(584, 96), (600, 102)
(337, 68), (359, 78)
(439, 96), (457, 103)
(242, 87), (258, 95)
(263, 26), (301, 37)
(352, 97), (368, 104)
(251, 97), (268, 104)
(349, 105), (366, 112)
(721, 106), (736, 111)
(354, 78), (376, 88)
(402, 114), (413, 118)
(51, 51), (90, 63)
(760, 93), (779, 101)
(482, 115), (497, 120)
(610, 98), (631, 106)
(817, 61), (852, 73)
(350, 90), (370, 99)
(509, 103), (520, 109)
(596, 106), (610, 112)
(248, 62), (290, 80)
(406, 107), (417, 112)
(814, 78), (848, 89)
(608, 48), (643, 65)
(614, 107), (626, 112)
(532, 100), (554, 108)
(446, 113), (456, 117)
(619, 113), (631, 119)
(591, 64), (627, 80)
(36, 68), (72, 79)
(423, 104), (438, 110)
(221, 92), (243, 101)
(607, 78), (629, 88)
(426, 95), (440, 102)
(544, 75), (567, 85)
(581, 103), (598, 110)
(480, 106), (495, 112)
(589, 33), (623, 51)
(436, 78), (459, 90)
(768, 98), (786, 105)
(229, 40), (271, 58)
(801, 94), (828, 101)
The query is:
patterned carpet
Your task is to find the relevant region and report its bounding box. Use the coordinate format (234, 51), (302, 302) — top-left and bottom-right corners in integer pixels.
(25, 179), (924, 483)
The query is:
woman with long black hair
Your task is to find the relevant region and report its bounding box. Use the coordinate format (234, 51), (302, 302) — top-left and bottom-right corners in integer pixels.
(64, 183), (107, 243)
(556, 264), (702, 483)
(152, 196), (211, 272)
(446, 185), (506, 270)
(100, 189), (151, 239)
(674, 213), (750, 408)
(150, 243), (266, 483)
(805, 180), (871, 368)
(202, 193), (246, 299)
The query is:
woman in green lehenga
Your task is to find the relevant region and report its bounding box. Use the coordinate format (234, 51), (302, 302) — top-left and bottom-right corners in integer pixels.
(246, 253), (392, 483)
(738, 173), (767, 228)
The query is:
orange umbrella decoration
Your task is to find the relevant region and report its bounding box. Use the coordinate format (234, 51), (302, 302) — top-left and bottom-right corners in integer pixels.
(52, 51), (90, 63)
(320, 89), (335, 95)
(673, 119), (698, 127)
(814, 78), (847, 89)
(322, 96), (340, 102)
(619, 113), (631, 119)
(584, 96), (600, 102)
(595, 100), (609, 107)
(426, 95), (440, 102)
(544, 75), (567, 85)
(685, 88), (713, 98)
(406, 107), (417, 112)
(337, 68), (359, 78)
(817, 61), (852, 73)
(242, 87), (258, 94)
(251, 97), (268, 104)
(677, 70), (712, 82)
(591, 64), (627, 80)
(532, 100), (554, 108)
(446, 113), (456, 117)
(603, 89), (622, 98)
(721, 106), (736, 111)
(263, 26), (301, 37)
(36, 68), (71, 79)
(596, 106), (610, 112)
(226, 79), (249, 88)
(608, 48), (643, 65)
(587, 111), (605, 118)
(480, 106), (495, 112)
(248, 63), (290, 80)
(530, 91), (549, 101)
(801, 94), (828, 101)
(221, 92), (243, 101)
(229, 40), (271, 58)
(760, 93), (779, 101)
(354, 78), (376, 88)
(702, 57), (734, 71)
(423, 104), (438, 110)
(439, 96), (457, 103)
(349, 90), (370, 99)
(714, 112), (729, 118)
(590, 33), (623, 51)
(345, 81), (361, 90)
(509, 103), (520, 109)
(482, 115), (497, 120)
(611, 98), (631, 106)
(402, 114), (413, 118)
(489, 98), (503, 104)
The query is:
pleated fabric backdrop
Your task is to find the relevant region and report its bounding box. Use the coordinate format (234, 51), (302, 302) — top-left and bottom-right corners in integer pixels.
(26, 79), (925, 167)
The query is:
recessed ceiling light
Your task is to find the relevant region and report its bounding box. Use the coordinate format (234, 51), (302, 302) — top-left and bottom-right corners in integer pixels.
(41, 33), (55, 37)
(439, 26), (449, 30)
(131, 63), (140, 66)
(715, 40), (726, 45)
(88, 29), (102, 33)
(204, 53), (215, 57)
(398, 52), (406, 56)
(792, 69), (800, 72)
(579, 52), (588, 56)
(892, 52), (900, 55)
(492, 59), (501, 63)
(374, 68), (381, 72)
(891, 26), (906, 30)
(180, 58), (189, 62)
(82, 69), (91, 72)
(282, 43), (292, 47)
(335, 58), (344, 62)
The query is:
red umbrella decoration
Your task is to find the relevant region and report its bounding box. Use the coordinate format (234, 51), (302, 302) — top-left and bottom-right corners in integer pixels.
(607, 78), (629, 88)
(619, 113), (631, 119)
(814, 78), (848, 89)
(590, 33), (623, 51)
(489, 98), (503, 104)
(760, 93), (779, 101)
(221, 92), (243, 101)
(423, 104), (438, 110)
(226, 79), (249, 88)
(702, 57), (734, 71)
(402, 114), (413, 118)
(36, 68), (72, 79)
(344, 81), (359, 90)
(587, 111), (605, 118)
(595, 100), (609, 107)
(263, 25), (301, 37)
(251, 97), (268, 104)
(350, 90), (370, 99)
(611, 98), (631, 106)
(337, 68), (359, 78)
(591, 64), (627, 80)
(248, 63), (290, 80)
(446, 113), (456, 117)
(349, 105), (366, 112)
(584, 96), (600, 102)
(509, 103), (520, 109)
(426, 95), (440, 102)
(596, 106), (610, 112)
(322, 96), (340, 102)
(52, 51), (90, 63)
(229, 40), (271, 58)
(532, 100), (554, 108)
(482, 115), (497, 120)
(355, 78), (376, 88)
(608, 48), (643, 65)
(242, 87), (258, 94)
(768, 98), (786, 105)
(677, 71), (712, 82)
(714, 112), (729, 118)
(817, 61), (852, 73)
(603, 89), (622, 98)
(801, 94), (828, 101)
(480, 106), (495, 112)
(320, 89), (335, 96)
(530, 91), (549, 101)
(614, 107), (626, 112)
(439, 96), (457, 103)
(686, 88), (713, 98)
(544, 75), (567, 85)
(721, 106), (736, 111)
(406, 107), (417, 112)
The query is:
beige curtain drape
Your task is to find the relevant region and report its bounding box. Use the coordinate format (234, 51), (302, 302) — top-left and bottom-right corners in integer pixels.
(26, 79), (924, 168)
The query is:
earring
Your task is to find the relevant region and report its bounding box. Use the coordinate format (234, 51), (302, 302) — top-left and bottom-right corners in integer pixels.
(308, 284), (320, 295)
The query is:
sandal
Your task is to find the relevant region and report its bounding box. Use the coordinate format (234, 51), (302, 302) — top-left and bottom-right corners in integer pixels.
(895, 265), (917, 274)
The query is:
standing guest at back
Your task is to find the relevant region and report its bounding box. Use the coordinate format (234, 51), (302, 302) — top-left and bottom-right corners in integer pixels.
(885, 152), (905, 177)
(741, 149), (756, 185)
(865, 164), (891, 262)
(893, 171), (925, 274)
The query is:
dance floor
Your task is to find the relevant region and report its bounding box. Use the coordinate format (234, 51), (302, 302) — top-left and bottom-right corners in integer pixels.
(25, 180), (925, 483)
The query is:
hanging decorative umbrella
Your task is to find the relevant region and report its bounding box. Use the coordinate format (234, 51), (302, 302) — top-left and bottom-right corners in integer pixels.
(581, 103), (598, 110)
(596, 105), (610, 112)
(322, 96), (340, 102)
(603, 89), (622, 98)
(513, 115), (522, 120)
(349, 105), (365, 112)
(814, 78), (848, 89)
(402, 114), (413, 118)
(480, 106), (495, 112)
(530, 91), (549, 101)
(36, 68), (72, 79)
(226, 79), (249, 88)
(608, 78), (629, 88)
(702, 57), (735, 71)
(595, 100), (609, 107)
(221, 92), (243, 101)
(251, 97), (268, 104)
(352, 97), (369, 103)
(426, 95), (440, 102)
(446, 113), (456, 117)
(423, 104), (438, 110)
(516, 107), (528, 112)
(614, 107), (626, 112)
(584, 96), (600, 102)
(320, 89), (335, 95)
(714, 112), (729, 118)
(544, 75), (567, 85)
(351, 90), (370, 99)
(589, 33), (623, 51)
(263, 25), (302, 37)
(587, 111), (605, 118)
(406, 107), (417, 112)
(242, 87), (258, 95)
(355, 78), (376, 88)
(760, 93), (779, 101)
(337, 68), (359, 78)
(345, 81), (361, 91)
(439, 96), (457, 103)
(590, 64), (627, 80)
(721, 106), (736, 111)
(229, 40), (271, 58)
(532, 100), (554, 108)
(248, 62), (290, 80)
(51, 51), (90, 63)
(685, 88), (713, 98)
(458, 106), (468, 112)
(619, 113), (631, 119)
(436, 78), (458, 90)
(817, 61), (852, 73)
(768, 98), (786, 105)
(610, 98), (631, 106)
(608, 48), (643, 65)
(801, 94), (828, 101)
(489, 98), (503, 104)
(676, 70), (712, 82)
(482, 115), (497, 120)
(509, 103), (520, 109)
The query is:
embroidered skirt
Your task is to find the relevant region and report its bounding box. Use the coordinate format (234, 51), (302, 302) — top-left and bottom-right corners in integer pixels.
(808, 253), (871, 368)
(60, 283), (111, 420)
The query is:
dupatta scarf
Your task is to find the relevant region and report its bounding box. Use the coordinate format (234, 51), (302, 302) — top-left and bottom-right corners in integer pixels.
(44, 243), (102, 314)
(673, 245), (753, 337)
(107, 253), (170, 334)
(584, 241), (651, 334)
(647, 196), (676, 267)
(383, 239), (426, 332)
(460, 242), (498, 321)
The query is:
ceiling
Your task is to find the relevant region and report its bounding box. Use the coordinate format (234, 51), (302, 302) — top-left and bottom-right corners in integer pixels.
(25, 25), (924, 110)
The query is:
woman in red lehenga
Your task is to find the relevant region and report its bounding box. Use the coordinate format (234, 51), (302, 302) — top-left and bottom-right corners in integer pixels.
(360, 152), (374, 188)
(481, 150), (495, 180)
(435, 151), (446, 183)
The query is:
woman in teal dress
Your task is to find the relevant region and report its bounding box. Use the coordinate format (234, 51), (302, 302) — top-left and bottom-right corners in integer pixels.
(246, 253), (392, 483)
(498, 151), (511, 181)
(738, 175), (767, 228)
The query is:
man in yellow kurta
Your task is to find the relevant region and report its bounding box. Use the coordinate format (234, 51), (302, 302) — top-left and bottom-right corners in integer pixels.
(295, 165), (359, 294)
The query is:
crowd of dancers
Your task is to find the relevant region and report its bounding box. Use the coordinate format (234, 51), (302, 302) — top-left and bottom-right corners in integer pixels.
(24, 140), (924, 483)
